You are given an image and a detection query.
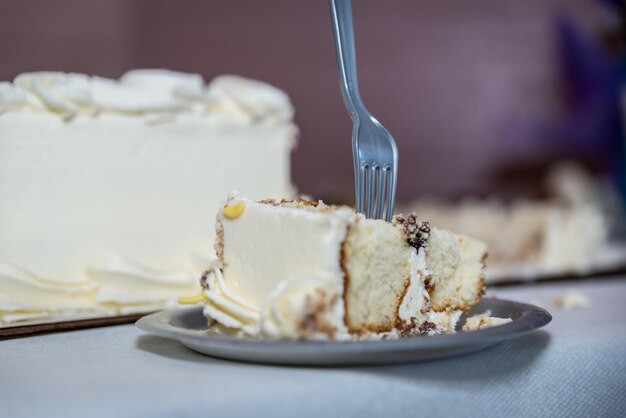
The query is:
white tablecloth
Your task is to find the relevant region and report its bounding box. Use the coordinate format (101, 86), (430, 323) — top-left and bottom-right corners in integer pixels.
(2, 277), (625, 418)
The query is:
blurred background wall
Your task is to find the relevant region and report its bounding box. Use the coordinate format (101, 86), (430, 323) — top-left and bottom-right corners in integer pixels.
(0, 0), (623, 203)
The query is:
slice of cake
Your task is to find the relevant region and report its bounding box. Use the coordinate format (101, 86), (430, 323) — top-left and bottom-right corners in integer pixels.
(199, 193), (487, 340)
(0, 70), (296, 324)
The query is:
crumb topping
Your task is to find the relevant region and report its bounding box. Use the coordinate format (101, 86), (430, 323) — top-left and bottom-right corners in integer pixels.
(393, 213), (431, 251)
(200, 270), (210, 290)
(257, 197), (321, 207)
(215, 220), (225, 262)
(340, 230), (351, 330)
(257, 197), (348, 213)
(424, 274), (434, 294)
(297, 288), (338, 339)
(199, 261), (222, 290)
(396, 317), (436, 337)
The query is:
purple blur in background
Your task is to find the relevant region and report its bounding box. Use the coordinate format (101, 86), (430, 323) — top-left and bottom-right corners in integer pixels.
(1, 0), (623, 203)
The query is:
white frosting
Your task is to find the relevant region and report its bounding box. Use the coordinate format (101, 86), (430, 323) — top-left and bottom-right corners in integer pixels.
(202, 263), (260, 335)
(0, 261), (102, 324)
(204, 75), (294, 124)
(1, 70), (293, 125)
(0, 256), (201, 323)
(203, 267), (348, 340)
(396, 248), (464, 335)
(219, 196), (352, 308)
(397, 248), (430, 326)
(0, 310), (113, 326)
(202, 196), (352, 338)
(87, 254), (199, 306)
(0, 262), (97, 308)
(260, 276), (347, 340)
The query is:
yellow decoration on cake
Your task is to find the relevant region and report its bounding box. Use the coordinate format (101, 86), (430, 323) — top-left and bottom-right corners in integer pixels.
(178, 293), (207, 305)
(224, 201), (246, 219)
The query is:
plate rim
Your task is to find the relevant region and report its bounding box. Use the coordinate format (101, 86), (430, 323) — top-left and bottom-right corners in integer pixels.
(136, 298), (552, 353)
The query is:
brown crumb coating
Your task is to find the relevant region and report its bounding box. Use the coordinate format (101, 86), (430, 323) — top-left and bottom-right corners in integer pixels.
(297, 289), (338, 339)
(215, 219), (225, 262)
(258, 197), (319, 207)
(340, 228), (351, 331)
(396, 317), (437, 337)
(257, 197), (348, 213)
(200, 270), (210, 290)
(393, 213), (431, 251)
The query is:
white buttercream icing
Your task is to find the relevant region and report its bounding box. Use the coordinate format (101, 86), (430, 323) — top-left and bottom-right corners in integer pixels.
(395, 247), (463, 336)
(1, 70), (293, 125)
(0, 82), (26, 111)
(218, 195), (352, 308)
(87, 254), (199, 307)
(203, 265), (348, 340)
(88, 254), (197, 286)
(202, 264), (260, 335)
(0, 256), (201, 323)
(260, 276), (347, 340)
(397, 248), (430, 327)
(0, 261), (97, 308)
(0, 310), (114, 325)
(0, 261), (102, 324)
(204, 75), (293, 124)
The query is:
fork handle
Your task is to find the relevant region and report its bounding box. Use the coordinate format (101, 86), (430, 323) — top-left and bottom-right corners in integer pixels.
(329, 0), (366, 118)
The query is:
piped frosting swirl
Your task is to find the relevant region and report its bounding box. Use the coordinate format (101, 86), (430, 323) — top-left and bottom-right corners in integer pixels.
(0, 70), (294, 124)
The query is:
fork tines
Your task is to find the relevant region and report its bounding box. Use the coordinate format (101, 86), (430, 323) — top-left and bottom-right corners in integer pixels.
(357, 162), (395, 222)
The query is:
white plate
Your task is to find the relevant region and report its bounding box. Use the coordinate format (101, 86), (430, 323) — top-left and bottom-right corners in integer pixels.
(136, 298), (551, 366)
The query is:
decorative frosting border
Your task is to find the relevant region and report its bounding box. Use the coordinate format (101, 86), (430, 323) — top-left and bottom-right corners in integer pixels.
(0, 69), (294, 124)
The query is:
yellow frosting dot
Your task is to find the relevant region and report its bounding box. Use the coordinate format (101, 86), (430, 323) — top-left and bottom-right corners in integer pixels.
(224, 201), (246, 219)
(177, 293), (207, 305)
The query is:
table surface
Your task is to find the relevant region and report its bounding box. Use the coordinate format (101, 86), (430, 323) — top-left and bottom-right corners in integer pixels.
(2, 277), (625, 418)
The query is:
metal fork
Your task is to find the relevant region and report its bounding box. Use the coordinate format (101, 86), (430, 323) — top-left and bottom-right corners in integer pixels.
(329, 0), (398, 221)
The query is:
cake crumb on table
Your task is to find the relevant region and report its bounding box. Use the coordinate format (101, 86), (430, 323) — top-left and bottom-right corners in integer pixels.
(462, 311), (512, 331)
(552, 290), (591, 310)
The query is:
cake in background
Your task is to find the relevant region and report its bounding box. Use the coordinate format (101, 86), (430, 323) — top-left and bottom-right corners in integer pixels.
(0, 70), (297, 325)
(403, 163), (625, 281)
(197, 193), (488, 340)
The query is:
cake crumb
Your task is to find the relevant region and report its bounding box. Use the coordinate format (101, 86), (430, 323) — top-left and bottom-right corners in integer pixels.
(298, 289), (338, 339)
(552, 290), (590, 310)
(393, 213), (431, 250)
(463, 312), (512, 331)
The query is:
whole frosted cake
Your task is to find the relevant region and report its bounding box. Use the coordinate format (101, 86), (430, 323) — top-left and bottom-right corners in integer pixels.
(0, 70), (296, 324)
(197, 193), (488, 340)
